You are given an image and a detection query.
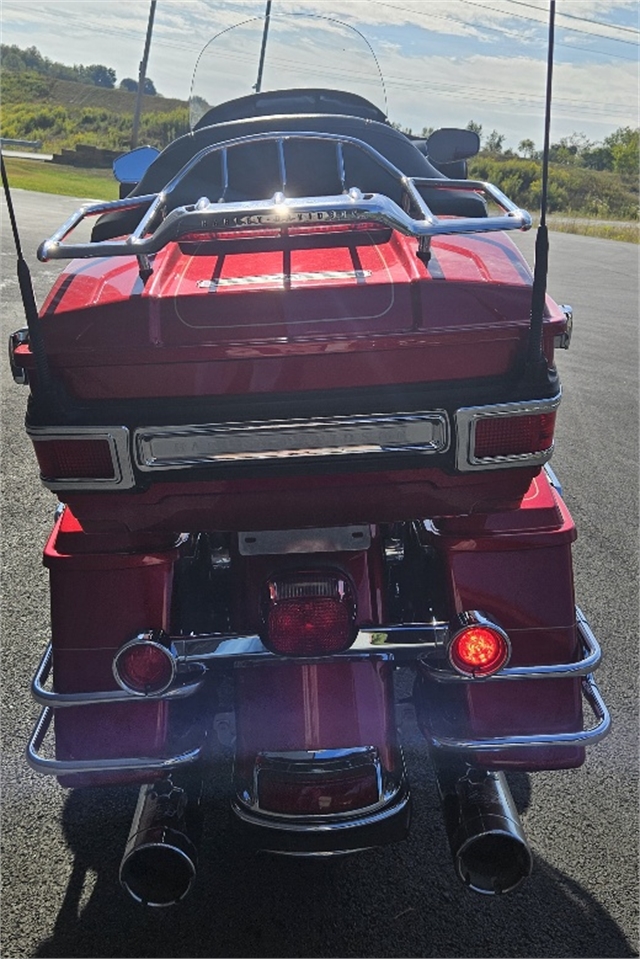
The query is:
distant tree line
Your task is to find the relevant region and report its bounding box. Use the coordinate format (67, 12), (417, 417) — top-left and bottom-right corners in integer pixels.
(393, 116), (638, 179)
(0, 44), (158, 95)
(467, 121), (638, 177)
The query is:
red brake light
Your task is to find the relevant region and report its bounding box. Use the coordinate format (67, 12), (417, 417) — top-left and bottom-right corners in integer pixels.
(258, 765), (379, 814)
(32, 438), (115, 480)
(265, 572), (356, 655)
(113, 639), (176, 694)
(474, 412), (556, 459)
(449, 624), (510, 677)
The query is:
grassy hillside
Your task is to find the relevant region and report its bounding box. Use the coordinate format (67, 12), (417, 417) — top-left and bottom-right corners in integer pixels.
(1, 70), (189, 151)
(469, 155), (638, 222)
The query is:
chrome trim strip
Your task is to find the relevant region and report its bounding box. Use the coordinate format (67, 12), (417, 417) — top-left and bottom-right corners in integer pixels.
(419, 607), (601, 683)
(31, 644), (206, 708)
(37, 131), (531, 263)
(134, 411), (450, 471)
(454, 392), (562, 472)
(427, 674), (610, 751)
(26, 706), (202, 775)
(231, 778), (411, 835)
(26, 425), (136, 491)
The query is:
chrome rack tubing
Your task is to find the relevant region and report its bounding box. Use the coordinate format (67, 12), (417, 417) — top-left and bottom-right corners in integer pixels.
(37, 193), (159, 261)
(428, 672), (611, 752)
(31, 643), (206, 708)
(420, 612), (602, 684)
(26, 706), (202, 776)
(129, 190), (168, 243)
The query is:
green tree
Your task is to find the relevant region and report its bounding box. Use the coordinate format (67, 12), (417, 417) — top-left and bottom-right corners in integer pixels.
(485, 129), (505, 154)
(603, 127), (639, 176)
(79, 64), (116, 88)
(518, 138), (537, 159)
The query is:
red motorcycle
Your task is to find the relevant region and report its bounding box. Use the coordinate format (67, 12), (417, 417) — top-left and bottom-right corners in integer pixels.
(7, 13), (609, 907)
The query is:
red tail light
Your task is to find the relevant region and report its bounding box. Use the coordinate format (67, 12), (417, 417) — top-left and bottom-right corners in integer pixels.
(258, 765), (379, 814)
(32, 438), (115, 480)
(449, 620), (511, 677)
(113, 638), (176, 694)
(264, 572), (356, 655)
(474, 412), (556, 459)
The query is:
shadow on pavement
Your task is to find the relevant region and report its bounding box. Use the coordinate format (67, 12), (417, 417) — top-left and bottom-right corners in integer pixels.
(32, 765), (637, 959)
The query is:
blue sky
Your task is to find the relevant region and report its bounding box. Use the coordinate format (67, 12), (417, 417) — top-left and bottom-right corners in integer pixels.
(1, 0), (638, 149)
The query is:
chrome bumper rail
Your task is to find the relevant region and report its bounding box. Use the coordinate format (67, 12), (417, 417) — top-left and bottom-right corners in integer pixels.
(37, 131), (531, 264)
(419, 607), (601, 683)
(426, 674), (610, 752)
(26, 705), (202, 776)
(27, 625), (447, 723)
(31, 643), (207, 708)
(173, 623), (449, 664)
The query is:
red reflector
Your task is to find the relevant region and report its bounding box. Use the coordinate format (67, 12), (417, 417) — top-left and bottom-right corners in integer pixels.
(474, 412), (556, 459)
(268, 598), (352, 655)
(449, 625), (510, 677)
(32, 438), (115, 480)
(259, 765), (379, 815)
(113, 641), (175, 694)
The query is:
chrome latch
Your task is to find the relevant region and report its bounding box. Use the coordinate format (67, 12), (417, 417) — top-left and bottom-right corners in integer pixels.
(8, 328), (29, 384)
(554, 304), (573, 350)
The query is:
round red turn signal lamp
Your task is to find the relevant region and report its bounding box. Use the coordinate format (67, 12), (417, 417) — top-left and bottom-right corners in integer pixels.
(113, 635), (177, 695)
(448, 615), (511, 678)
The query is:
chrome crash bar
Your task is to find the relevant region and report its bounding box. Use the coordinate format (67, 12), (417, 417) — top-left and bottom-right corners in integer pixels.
(37, 131), (531, 264)
(26, 608), (609, 774)
(423, 609), (610, 751)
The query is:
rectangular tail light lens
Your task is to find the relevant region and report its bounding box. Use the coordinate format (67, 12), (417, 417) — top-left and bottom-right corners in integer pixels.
(32, 438), (116, 480)
(26, 427), (135, 490)
(264, 572), (356, 655)
(454, 395), (561, 471)
(258, 764), (379, 815)
(474, 412), (556, 459)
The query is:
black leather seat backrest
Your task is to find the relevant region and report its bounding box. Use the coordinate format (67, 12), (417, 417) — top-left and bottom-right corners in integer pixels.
(92, 113), (486, 241)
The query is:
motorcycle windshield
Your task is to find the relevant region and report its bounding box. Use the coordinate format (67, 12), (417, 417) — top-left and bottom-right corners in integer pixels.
(188, 13), (387, 130)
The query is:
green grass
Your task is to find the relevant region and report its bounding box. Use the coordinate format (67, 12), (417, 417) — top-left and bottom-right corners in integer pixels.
(2, 157), (118, 200)
(546, 217), (639, 243)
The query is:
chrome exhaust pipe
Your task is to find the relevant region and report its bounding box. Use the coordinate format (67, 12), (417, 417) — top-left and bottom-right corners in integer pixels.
(119, 779), (197, 907)
(433, 759), (533, 895)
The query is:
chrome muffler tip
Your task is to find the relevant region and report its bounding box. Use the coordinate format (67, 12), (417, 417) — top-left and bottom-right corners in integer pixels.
(120, 780), (197, 907)
(455, 826), (533, 895)
(434, 760), (533, 895)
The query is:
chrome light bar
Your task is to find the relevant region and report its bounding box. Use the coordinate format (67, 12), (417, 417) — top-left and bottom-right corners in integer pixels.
(134, 411), (449, 471)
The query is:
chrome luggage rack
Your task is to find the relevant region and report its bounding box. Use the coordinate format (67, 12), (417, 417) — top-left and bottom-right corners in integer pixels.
(37, 131), (531, 269)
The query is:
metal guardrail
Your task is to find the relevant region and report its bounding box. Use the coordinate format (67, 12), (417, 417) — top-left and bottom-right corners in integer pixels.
(1, 138), (43, 150)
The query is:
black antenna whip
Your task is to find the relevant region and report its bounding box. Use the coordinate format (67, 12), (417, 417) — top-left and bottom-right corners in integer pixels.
(527, 0), (555, 376)
(1, 154), (61, 410)
(254, 0), (272, 94)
